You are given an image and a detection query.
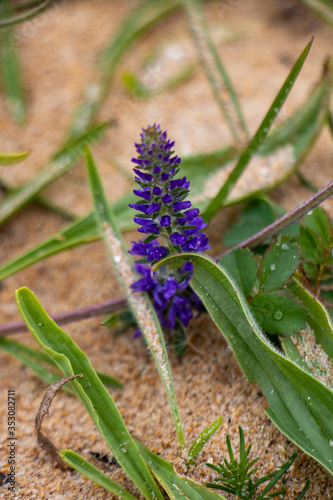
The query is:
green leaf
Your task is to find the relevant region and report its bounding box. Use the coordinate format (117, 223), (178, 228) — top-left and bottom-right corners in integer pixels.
(203, 39), (313, 222)
(137, 441), (227, 500)
(187, 415), (223, 465)
(300, 207), (332, 249)
(0, 0), (53, 28)
(223, 198), (285, 247)
(0, 0), (27, 123)
(258, 235), (301, 292)
(60, 450), (137, 500)
(0, 337), (74, 393)
(249, 291), (309, 336)
(15, 287), (164, 500)
(153, 253), (333, 475)
(0, 336), (123, 390)
(296, 226), (325, 267)
(298, 0), (333, 29)
(85, 146), (185, 449)
(0, 150), (29, 165)
(219, 248), (257, 298)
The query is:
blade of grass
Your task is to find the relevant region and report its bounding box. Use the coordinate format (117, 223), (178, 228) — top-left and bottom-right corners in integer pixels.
(60, 450), (138, 500)
(203, 38), (313, 222)
(0, 0), (52, 27)
(0, 336), (123, 389)
(85, 146), (185, 449)
(0, 122), (109, 227)
(0, 150), (29, 165)
(182, 0), (248, 142)
(187, 415), (223, 465)
(15, 287), (164, 500)
(299, 0), (333, 28)
(0, 0), (26, 123)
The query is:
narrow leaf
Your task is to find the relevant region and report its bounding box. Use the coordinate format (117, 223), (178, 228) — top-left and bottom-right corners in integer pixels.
(0, 123), (109, 227)
(0, 150), (29, 165)
(203, 39), (313, 221)
(137, 441), (227, 500)
(188, 415), (223, 465)
(60, 450), (137, 500)
(15, 287), (164, 500)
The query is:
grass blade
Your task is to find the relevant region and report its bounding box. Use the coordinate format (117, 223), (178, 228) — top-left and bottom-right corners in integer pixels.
(137, 441), (227, 500)
(0, 150), (29, 165)
(85, 146), (185, 449)
(15, 286), (164, 500)
(0, 122), (109, 227)
(187, 415), (223, 465)
(182, 0), (248, 141)
(153, 253), (333, 474)
(0, 0), (52, 28)
(203, 38), (313, 221)
(0, 0), (27, 123)
(299, 0), (333, 28)
(0, 336), (123, 389)
(60, 450), (138, 499)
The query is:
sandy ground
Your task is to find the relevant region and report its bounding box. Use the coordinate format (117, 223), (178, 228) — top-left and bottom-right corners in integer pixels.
(0, 0), (333, 498)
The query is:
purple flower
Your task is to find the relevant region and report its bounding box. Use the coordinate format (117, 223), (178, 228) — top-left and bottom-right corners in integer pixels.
(129, 124), (210, 335)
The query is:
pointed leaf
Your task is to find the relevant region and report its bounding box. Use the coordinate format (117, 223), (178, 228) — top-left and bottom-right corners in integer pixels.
(0, 150), (29, 165)
(259, 235), (301, 292)
(60, 450), (137, 500)
(188, 415), (223, 465)
(15, 287), (164, 500)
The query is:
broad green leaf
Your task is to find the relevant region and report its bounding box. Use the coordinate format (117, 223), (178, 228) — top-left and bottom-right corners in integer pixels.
(203, 39), (313, 221)
(154, 253), (333, 474)
(223, 198), (285, 247)
(0, 123), (109, 227)
(0, 150), (29, 165)
(219, 248), (257, 298)
(258, 235), (301, 292)
(60, 450), (137, 500)
(249, 291), (309, 336)
(137, 441), (227, 500)
(85, 146), (185, 449)
(15, 287), (164, 500)
(187, 415), (223, 465)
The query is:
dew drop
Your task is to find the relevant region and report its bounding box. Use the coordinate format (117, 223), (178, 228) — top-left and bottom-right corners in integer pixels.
(37, 323), (43, 327)
(270, 389), (274, 394)
(329, 440), (333, 448)
(270, 263), (276, 271)
(114, 255), (121, 264)
(281, 243), (289, 251)
(273, 310), (283, 321)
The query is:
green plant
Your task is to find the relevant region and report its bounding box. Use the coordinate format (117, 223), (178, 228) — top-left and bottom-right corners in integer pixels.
(205, 427), (310, 499)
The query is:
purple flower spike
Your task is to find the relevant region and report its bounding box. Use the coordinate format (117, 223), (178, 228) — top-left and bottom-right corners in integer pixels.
(129, 124), (210, 336)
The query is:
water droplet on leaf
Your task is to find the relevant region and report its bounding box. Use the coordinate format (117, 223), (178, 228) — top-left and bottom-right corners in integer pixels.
(270, 263), (276, 271)
(281, 243), (289, 251)
(273, 310), (283, 321)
